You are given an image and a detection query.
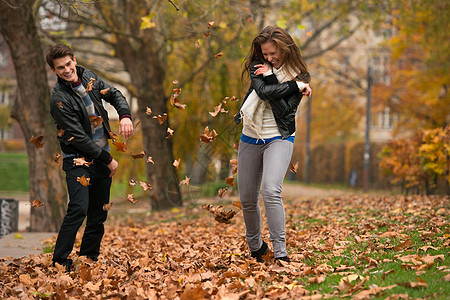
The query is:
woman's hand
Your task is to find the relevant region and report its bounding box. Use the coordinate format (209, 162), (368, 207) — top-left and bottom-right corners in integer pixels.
(254, 64), (270, 76)
(302, 83), (312, 97)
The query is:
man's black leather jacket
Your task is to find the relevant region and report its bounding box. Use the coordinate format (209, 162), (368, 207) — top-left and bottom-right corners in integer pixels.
(50, 65), (131, 164)
(235, 59), (306, 139)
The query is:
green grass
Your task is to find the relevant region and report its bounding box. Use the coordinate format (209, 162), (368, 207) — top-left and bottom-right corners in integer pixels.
(290, 217), (450, 298)
(0, 152), (29, 191)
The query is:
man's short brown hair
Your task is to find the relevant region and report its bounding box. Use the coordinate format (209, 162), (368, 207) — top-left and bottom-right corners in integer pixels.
(46, 43), (74, 69)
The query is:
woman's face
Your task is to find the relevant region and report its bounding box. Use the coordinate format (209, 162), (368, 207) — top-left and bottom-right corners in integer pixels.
(260, 41), (284, 68)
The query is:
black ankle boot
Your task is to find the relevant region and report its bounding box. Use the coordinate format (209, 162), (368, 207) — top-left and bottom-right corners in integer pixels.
(251, 241), (269, 262)
(275, 256), (290, 263)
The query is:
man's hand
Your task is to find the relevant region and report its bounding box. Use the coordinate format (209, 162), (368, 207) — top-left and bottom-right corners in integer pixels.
(107, 159), (118, 177)
(119, 117), (134, 139)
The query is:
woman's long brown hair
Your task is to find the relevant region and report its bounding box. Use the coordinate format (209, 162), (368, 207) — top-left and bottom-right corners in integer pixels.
(242, 25), (310, 83)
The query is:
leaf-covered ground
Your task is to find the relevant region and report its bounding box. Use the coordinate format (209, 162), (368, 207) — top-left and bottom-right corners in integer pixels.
(1, 194), (449, 299)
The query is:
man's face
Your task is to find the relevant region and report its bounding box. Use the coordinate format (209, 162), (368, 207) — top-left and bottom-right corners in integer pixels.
(51, 55), (78, 83)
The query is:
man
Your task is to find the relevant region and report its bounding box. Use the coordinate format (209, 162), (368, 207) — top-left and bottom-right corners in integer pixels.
(46, 43), (133, 271)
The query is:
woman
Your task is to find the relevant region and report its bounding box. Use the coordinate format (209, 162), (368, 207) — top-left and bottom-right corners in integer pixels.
(235, 25), (312, 263)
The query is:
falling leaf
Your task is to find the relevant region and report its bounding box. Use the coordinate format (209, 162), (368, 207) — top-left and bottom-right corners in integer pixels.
(207, 21), (214, 29)
(127, 193), (137, 204)
(214, 52), (223, 58)
(233, 140), (239, 151)
(32, 199), (44, 208)
(141, 13), (156, 30)
(89, 115), (103, 128)
(179, 176), (190, 187)
(173, 80), (179, 85)
(68, 136), (74, 141)
(134, 120), (141, 130)
(145, 107), (152, 115)
(29, 135), (44, 149)
(209, 103), (227, 117)
(289, 162), (299, 174)
(100, 88), (110, 95)
(166, 127), (174, 139)
(103, 203), (113, 211)
(57, 102), (63, 108)
(230, 96), (239, 101)
(200, 126), (218, 143)
(218, 188), (227, 198)
(225, 176), (235, 186)
(73, 157), (93, 167)
(204, 32), (211, 38)
(140, 181), (152, 191)
(113, 140), (127, 152)
(131, 151), (146, 159)
(85, 78), (96, 92)
(57, 129), (65, 137)
(129, 179), (137, 186)
(232, 201), (241, 209)
(202, 204), (237, 224)
(173, 158), (181, 169)
(195, 39), (200, 48)
(77, 175), (90, 187)
(54, 153), (61, 163)
(109, 131), (119, 141)
(147, 156), (154, 164)
(230, 159), (238, 174)
(153, 113), (168, 125)
(170, 88), (186, 110)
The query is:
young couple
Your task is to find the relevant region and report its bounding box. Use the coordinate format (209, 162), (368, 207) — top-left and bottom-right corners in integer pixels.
(47, 25), (310, 271)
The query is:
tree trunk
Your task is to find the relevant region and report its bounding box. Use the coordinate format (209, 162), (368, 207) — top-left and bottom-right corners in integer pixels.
(114, 35), (182, 210)
(0, 0), (67, 231)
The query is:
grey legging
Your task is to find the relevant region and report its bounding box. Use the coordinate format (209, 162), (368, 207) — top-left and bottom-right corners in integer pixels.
(237, 138), (293, 258)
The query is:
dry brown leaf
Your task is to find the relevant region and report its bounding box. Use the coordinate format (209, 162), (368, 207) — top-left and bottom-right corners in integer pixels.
(32, 199), (44, 208)
(147, 156), (154, 164)
(140, 181), (152, 191)
(100, 88), (110, 95)
(173, 158), (181, 169)
(289, 161), (299, 174)
(232, 201), (241, 209)
(145, 107), (152, 115)
(218, 188), (227, 198)
(179, 176), (190, 187)
(103, 203), (113, 211)
(54, 153), (61, 163)
(85, 78), (96, 92)
(57, 102), (63, 108)
(225, 176), (235, 186)
(202, 204), (237, 224)
(195, 39), (200, 48)
(214, 52), (223, 58)
(153, 113), (168, 125)
(113, 140), (127, 152)
(77, 175), (90, 187)
(73, 157), (93, 167)
(29, 135), (44, 149)
(129, 179), (137, 186)
(127, 193), (137, 204)
(57, 129), (65, 137)
(200, 126), (218, 143)
(166, 127), (174, 139)
(207, 21), (214, 29)
(131, 151), (146, 159)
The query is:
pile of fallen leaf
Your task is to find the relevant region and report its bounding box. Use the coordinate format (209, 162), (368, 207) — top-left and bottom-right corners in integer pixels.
(0, 194), (448, 299)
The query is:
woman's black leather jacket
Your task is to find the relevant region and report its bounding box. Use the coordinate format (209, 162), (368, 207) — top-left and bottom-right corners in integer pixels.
(234, 59), (306, 138)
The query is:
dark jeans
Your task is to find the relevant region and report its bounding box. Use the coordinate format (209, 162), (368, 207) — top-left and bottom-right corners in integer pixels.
(52, 157), (111, 264)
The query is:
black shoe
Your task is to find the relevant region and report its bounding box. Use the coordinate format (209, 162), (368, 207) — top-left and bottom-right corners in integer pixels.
(52, 259), (72, 272)
(251, 241), (269, 262)
(275, 256), (290, 263)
